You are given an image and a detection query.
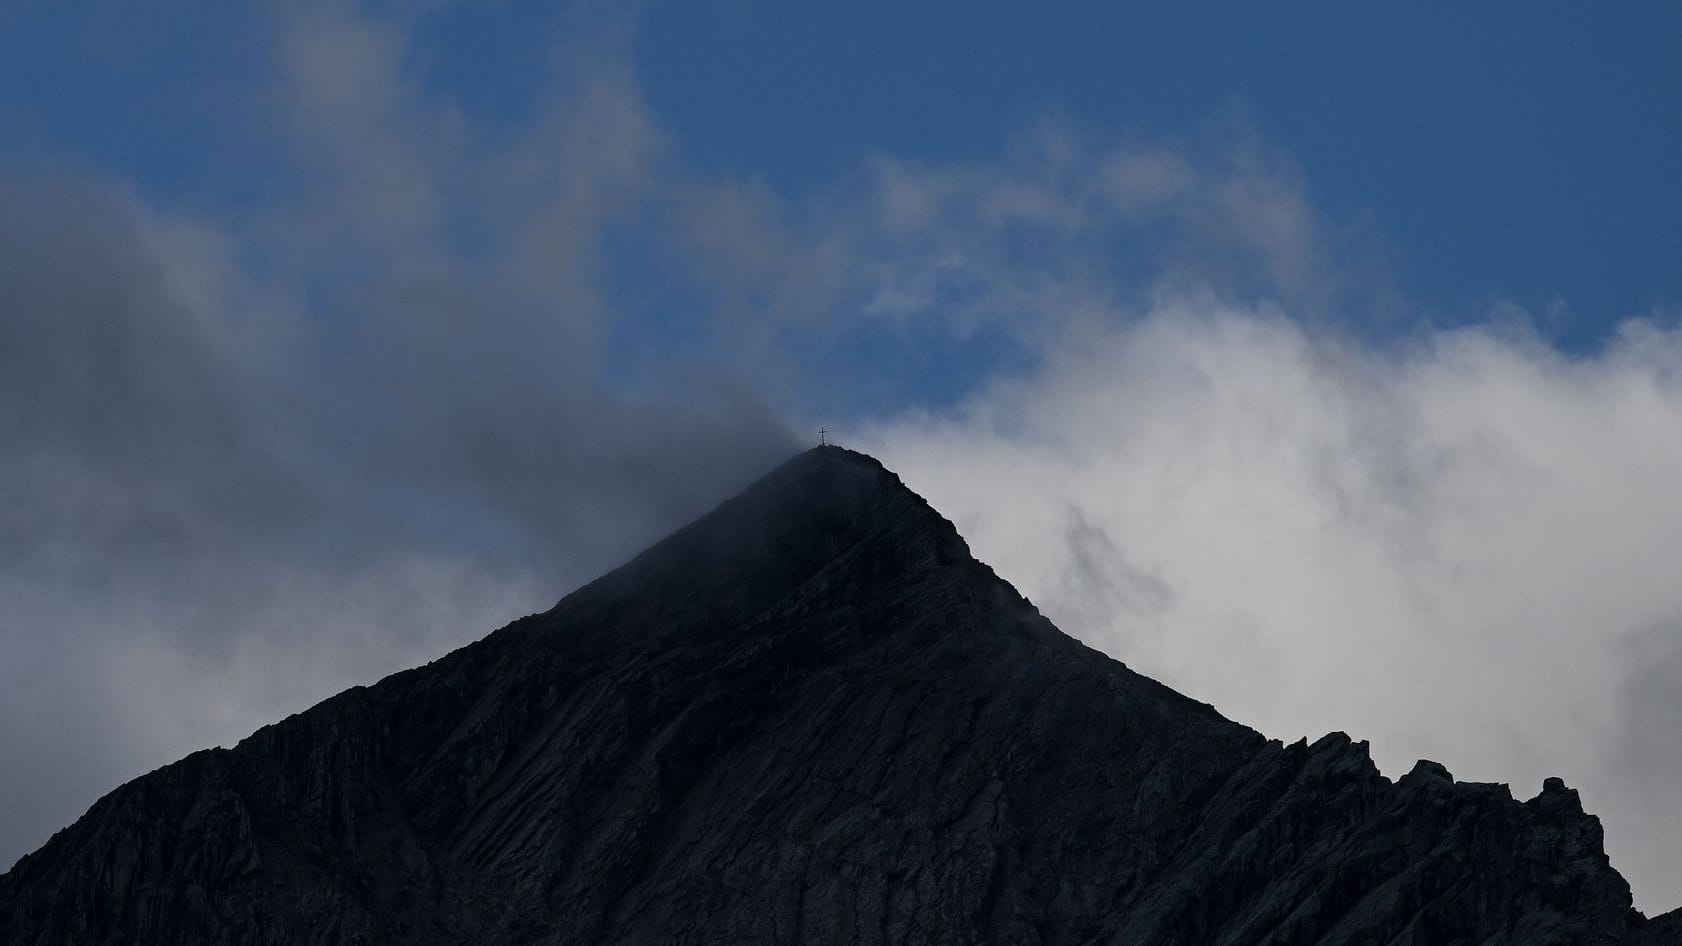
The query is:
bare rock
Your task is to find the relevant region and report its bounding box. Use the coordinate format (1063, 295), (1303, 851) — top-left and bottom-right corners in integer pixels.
(0, 447), (1669, 944)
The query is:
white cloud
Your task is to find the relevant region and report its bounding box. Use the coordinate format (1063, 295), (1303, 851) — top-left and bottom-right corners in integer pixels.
(5, 0), (1675, 919)
(861, 298), (1682, 910)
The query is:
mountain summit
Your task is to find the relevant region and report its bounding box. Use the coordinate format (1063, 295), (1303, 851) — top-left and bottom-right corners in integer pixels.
(1, 446), (1675, 944)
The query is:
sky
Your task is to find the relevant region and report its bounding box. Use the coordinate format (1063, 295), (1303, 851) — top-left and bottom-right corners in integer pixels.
(2, 0), (1680, 911)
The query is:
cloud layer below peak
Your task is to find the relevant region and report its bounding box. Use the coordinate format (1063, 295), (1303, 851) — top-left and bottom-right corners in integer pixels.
(2, 0), (1678, 916)
(864, 300), (1682, 909)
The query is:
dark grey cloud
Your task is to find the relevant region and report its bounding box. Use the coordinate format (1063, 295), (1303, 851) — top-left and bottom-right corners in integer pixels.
(2, 4), (805, 876)
(0, 151), (794, 869)
(1046, 506), (1173, 646)
(1617, 625), (1682, 784)
(1603, 624), (1682, 898)
(5, 0), (1675, 921)
(0, 174), (309, 599)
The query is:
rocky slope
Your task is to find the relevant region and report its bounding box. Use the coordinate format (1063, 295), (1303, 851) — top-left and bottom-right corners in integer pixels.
(1, 446), (1675, 944)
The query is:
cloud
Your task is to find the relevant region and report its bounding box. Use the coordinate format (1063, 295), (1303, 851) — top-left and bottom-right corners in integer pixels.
(653, 114), (1406, 424)
(616, 79), (1680, 909)
(825, 119), (1369, 329)
(3, 0), (1675, 921)
(0, 2), (794, 871)
(861, 299), (1682, 910)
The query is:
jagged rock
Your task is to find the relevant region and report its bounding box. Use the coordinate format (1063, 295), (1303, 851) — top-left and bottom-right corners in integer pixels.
(0, 447), (1673, 944)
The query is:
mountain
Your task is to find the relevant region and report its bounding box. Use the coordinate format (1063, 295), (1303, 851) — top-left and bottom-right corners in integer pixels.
(1, 446), (1675, 944)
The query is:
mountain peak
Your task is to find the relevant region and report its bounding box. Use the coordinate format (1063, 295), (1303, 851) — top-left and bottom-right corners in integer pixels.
(730, 443), (944, 528)
(1, 449), (1666, 945)
(537, 444), (977, 646)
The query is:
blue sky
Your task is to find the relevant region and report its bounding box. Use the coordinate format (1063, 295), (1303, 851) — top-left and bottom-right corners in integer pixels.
(6, 1), (1679, 383)
(640, 0), (1682, 330)
(4, 0), (1682, 910)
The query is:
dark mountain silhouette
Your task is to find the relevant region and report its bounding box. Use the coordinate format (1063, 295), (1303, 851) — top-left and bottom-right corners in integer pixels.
(1, 446), (1676, 944)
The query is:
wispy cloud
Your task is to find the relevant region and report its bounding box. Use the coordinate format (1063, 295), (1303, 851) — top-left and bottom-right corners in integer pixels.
(2, 0), (1675, 917)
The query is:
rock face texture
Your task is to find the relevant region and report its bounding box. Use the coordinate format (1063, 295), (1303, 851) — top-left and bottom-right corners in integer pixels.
(0, 447), (1675, 944)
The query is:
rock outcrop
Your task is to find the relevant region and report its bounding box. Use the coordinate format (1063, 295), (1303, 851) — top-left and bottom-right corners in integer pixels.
(1, 446), (1674, 944)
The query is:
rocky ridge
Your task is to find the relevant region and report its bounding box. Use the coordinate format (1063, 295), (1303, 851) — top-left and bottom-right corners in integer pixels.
(0, 446), (1675, 944)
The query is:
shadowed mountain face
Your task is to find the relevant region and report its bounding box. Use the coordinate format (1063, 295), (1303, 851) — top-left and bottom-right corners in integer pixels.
(1, 447), (1676, 944)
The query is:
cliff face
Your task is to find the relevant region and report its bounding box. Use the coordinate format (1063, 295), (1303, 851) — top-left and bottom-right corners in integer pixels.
(0, 447), (1673, 944)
